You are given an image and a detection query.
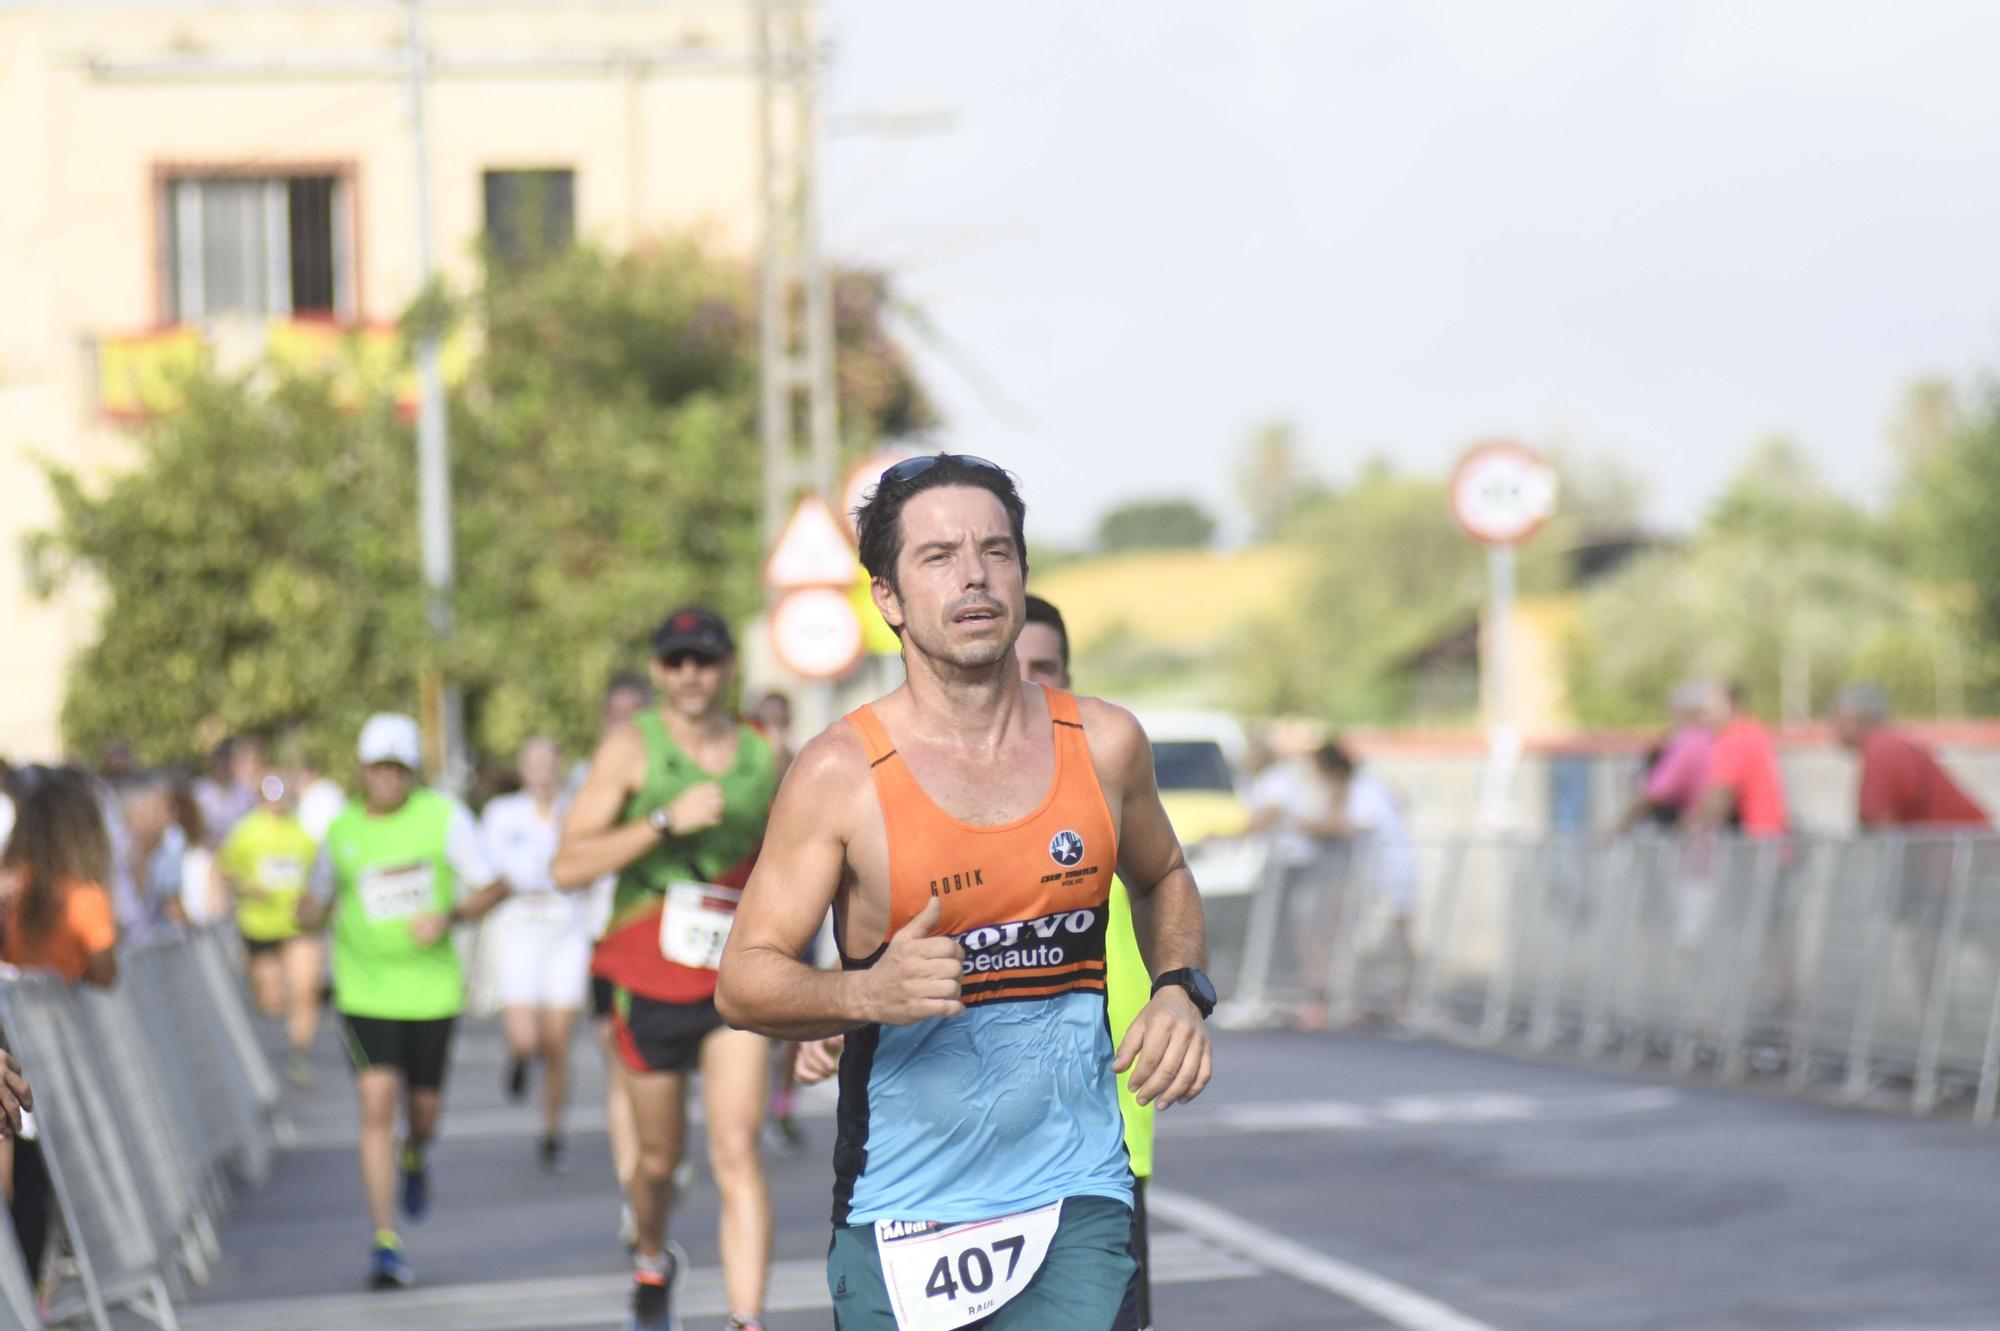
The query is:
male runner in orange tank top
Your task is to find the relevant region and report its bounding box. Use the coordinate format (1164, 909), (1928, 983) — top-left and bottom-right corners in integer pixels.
(718, 455), (1214, 1331)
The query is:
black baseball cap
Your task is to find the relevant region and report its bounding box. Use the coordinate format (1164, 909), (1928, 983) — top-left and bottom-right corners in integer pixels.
(650, 607), (735, 661)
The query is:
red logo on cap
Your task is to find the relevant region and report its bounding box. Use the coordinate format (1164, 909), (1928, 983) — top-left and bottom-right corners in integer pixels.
(675, 612), (699, 630)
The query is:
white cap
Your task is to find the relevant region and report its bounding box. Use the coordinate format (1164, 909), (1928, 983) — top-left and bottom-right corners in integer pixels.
(356, 713), (423, 769)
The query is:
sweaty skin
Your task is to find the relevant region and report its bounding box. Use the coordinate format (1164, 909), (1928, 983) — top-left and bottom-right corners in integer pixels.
(717, 484), (1212, 1112)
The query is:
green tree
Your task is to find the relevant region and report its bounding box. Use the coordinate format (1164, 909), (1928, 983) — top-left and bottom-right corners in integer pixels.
(1094, 497), (1218, 554)
(1565, 441), (1969, 726)
(29, 370), (428, 767)
(1231, 462), (1483, 722)
(1894, 380), (2000, 627)
(33, 239), (935, 766)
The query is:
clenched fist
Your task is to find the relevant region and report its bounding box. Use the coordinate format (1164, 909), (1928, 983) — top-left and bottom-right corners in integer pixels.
(0, 1053), (31, 1138)
(1113, 986), (1212, 1110)
(409, 912), (453, 947)
(859, 896), (964, 1027)
(794, 1036), (844, 1085)
(664, 783), (726, 837)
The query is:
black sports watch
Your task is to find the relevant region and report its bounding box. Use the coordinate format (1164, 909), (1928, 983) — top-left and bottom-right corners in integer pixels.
(1152, 967), (1216, 1019)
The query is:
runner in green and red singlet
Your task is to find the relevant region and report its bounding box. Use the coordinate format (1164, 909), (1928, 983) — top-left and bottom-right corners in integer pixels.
(554, 607), (783, 1331)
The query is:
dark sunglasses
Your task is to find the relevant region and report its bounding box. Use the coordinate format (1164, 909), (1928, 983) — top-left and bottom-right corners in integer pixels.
(659, 650), (722, 670)
(878, 453), (1004, 487)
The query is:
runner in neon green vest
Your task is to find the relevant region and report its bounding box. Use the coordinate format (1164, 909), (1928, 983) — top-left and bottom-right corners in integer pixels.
(297, 713), (511, 1293)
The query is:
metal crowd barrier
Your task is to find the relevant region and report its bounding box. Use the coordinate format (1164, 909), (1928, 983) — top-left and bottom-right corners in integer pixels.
(1219, 830), (2000, 1121)
(0, 924), (282, 1331)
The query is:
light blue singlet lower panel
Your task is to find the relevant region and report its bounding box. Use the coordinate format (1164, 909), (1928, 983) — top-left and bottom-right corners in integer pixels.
(836, 990), (1133, 1225)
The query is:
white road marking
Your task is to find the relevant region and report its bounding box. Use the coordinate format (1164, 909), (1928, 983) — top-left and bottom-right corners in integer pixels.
(1160, 1086), (1678, 1138)
(1149, 1187), (1503, 1331)
(181, 1232), (1255, 1331)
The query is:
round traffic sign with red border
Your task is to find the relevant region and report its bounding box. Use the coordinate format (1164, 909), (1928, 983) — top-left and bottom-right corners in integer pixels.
(771, 586), (866, 681)
(1449, 440), (1559, 546)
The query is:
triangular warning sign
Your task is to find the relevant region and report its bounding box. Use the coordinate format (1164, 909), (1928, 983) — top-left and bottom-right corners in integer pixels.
(764, 494), (859, 590)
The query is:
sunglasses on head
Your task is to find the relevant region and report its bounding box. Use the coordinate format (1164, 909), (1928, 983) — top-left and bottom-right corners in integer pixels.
(878, 453), (1004, 488)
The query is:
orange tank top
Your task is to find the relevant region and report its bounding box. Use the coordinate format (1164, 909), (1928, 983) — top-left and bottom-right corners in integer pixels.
(842, 686), (1118, 1006)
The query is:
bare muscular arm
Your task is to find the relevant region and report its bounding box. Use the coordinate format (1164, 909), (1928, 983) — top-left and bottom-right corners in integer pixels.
(716, 727), (965, 1040)
(552, 724), (727, 890)
(1081, 696), (1214, 1109)
(1081, 699), (1208, 977)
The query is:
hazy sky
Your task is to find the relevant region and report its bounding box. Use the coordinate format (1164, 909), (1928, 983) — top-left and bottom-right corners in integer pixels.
(821, 0), (2000, 545)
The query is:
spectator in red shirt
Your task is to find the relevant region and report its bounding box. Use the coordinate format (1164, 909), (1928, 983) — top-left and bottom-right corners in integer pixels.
(1835, 683), (1989, 1011)
(1834, 683), (1989, 829)
(1692, 683), (1788, 838)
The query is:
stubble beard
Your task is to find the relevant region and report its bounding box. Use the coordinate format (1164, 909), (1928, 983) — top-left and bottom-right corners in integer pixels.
(907, 616), (1014, 677)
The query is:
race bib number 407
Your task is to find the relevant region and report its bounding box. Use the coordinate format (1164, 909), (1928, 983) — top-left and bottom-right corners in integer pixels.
(357, 862), (436, 924)
(659, 881), (741, 970)
(873, 1201), (1061, 1331)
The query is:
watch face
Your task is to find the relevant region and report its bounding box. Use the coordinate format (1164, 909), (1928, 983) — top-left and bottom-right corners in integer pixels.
(1189, 969), (1217, 1008)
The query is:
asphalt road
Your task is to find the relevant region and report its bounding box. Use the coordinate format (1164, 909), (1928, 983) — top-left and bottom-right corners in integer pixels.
(164, 1014), (2000, 1331)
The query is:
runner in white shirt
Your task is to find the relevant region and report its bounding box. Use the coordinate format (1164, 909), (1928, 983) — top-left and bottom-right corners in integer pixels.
(296, 766), (348, 843)
(482, 737), (590, 1172)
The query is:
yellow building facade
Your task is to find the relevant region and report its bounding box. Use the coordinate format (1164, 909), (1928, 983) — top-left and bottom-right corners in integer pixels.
(0, 0), (767, 759)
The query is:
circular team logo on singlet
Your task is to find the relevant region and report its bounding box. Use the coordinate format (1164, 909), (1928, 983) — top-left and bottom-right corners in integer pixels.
(1049, 829), (1085, 867)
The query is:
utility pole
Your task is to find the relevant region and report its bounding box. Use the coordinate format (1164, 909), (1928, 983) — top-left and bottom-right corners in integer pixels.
(756, 0), (842, 733)
(756, 0), (839, 540)
(402, 0), (462, 786)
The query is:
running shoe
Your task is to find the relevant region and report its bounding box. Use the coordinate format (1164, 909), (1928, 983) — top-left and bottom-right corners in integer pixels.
(538, 1134), (567, 1175)
(368, 1244), (414, 1290)
(761, 1113), (808, 1155)
(399, 1148), (430, 1222)
(506, 1057), (529, 1103)
(627, 1240), (686, 1331)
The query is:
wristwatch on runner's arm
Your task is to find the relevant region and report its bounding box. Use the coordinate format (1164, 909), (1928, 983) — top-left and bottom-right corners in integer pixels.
(647, 807), (674, 836)
(1152, 967), (1216, 1019)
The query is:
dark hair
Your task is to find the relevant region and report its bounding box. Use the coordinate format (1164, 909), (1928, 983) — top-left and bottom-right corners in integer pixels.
(854, 454), (1030, 595)
(604, 670), (651, 702)
(1, 767), (112, 946)
(1023, 595), (1070, 669)
(170, 775), (205, 846)
(1313, 741), (1356, 778)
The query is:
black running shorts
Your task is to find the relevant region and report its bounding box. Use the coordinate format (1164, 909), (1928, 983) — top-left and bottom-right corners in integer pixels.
(339, 1013), (457, 1091)
(611, 991), (724, 1074)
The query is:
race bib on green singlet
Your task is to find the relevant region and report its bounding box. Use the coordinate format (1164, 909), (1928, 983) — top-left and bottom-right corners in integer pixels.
(873, 1201), (1061, 1331)
(358, 862), (436, 924)
(659, 881), (740, 970)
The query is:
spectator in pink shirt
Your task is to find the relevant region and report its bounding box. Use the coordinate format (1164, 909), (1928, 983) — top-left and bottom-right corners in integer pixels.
(1616, 683), (1713, 832)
